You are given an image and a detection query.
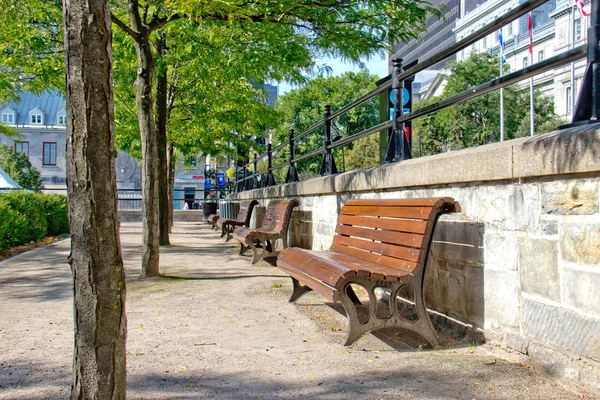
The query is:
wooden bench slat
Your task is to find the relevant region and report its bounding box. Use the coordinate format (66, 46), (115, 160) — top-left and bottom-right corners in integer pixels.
(277, 259), (339, 302)
(341, 205), (435, 220)
(336, 224), (425, 249)
(344, 198), (451, 207)
(333, 235), (422, 263)
(330, 243), (418, 275)
(337, 214), (428, 234)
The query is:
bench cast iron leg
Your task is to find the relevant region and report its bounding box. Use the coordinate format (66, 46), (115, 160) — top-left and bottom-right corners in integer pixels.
(220, 225), (227, 238)
(288, 277), (313, 303)
(239, 243), (249, 256)
(336, 277), (441, 348)
(249, 240), (262, 264)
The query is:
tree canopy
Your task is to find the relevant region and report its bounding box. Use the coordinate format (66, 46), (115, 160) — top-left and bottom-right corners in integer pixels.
(272, 70), (381, 180)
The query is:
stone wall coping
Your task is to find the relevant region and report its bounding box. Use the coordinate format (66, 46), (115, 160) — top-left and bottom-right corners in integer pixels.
(230, 125), (600, 200)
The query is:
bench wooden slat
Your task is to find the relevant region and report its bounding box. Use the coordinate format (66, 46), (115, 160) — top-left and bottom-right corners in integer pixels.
(278, 259), (339, 302)
(345, 198), (452, 207)
(279, 248), (360, 287)
(335, 224), (425, 249)
(333, 235), (422, 263)
(330, 243), (418, 274)
(337, 215), (428, 234)
(341, 205), (434, 220)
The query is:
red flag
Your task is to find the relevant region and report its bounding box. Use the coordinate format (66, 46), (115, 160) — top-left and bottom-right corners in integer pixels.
(528, 13), (533, 54)
(575, 0), (589, 17)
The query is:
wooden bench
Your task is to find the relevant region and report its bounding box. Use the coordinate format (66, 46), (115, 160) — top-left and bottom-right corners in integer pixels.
(276, 197), (459, 347)
(232, 199), (300, 264)
(217, 199), (259, 242)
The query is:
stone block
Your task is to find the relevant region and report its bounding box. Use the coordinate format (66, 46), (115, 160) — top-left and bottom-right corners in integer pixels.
(522, 298), (600, 361)
(541, 180), (598, 215)
(464, 265), (485, 328)
(425, 141), (514, 185)
(519, 238), (560, 302)
(540, 222), (558, 236)
(484, 233), (519, 271)
(484, 268), (520, 328)
(561, 266), (600, 312)
(560, 223), (600, 266)
(513, 126), (600, 178)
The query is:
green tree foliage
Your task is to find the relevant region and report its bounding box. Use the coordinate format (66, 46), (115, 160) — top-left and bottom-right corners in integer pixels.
(0, 144), (44, 191)
(414, 52), (563, 155)
(273, 71), (381, 179)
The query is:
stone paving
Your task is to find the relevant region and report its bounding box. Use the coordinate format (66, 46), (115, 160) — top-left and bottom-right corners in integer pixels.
(0, 222), (596, 399)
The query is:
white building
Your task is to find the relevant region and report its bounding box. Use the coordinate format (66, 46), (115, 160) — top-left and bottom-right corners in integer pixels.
(452, 0), (589, 121)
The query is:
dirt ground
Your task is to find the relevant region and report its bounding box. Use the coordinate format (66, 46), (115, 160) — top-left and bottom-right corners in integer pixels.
(0, 222), (597, 399)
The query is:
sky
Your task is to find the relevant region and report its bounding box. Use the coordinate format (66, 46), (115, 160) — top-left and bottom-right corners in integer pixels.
(276, 53), (389, 95)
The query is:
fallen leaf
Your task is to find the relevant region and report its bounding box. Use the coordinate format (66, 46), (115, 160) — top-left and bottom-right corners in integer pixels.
(310, 377), (318, 382)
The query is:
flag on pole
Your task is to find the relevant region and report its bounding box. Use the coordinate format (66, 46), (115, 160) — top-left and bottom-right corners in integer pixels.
(574, 0), (589, 16)
(498, 29), (506, 63)
(528, 13), (533, 54)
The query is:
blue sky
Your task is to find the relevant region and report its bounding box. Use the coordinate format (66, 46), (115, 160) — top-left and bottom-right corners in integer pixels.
(277, 53), (389, 95)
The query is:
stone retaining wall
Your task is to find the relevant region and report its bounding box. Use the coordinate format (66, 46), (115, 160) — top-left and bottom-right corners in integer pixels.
(229, 125), (600, 388)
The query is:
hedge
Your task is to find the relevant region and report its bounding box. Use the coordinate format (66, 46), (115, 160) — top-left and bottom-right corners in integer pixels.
(0, 191), (69, 252)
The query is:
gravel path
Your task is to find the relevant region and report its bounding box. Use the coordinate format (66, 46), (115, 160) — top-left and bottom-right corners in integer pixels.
(0, 222), (596, 399)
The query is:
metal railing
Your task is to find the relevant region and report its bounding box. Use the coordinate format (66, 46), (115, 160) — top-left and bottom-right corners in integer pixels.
(234, 0), (597, 191)
(0, 187), (231, 211)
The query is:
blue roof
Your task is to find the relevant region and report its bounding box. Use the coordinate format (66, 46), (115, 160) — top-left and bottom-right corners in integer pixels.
(1, 90), (66, 127)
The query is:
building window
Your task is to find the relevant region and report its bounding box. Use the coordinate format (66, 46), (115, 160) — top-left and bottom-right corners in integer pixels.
(575, 19), (583, 41)
(43, 142), (57, 166)
(508, 22), (513, 36)
(538, 50), (545, 62)
(523, 57), (529, 68)
(566, 86), (572, 114)
(14, 141), (29, 158)
(2, 113), (14, 124)
(31, 114), (42, 124)
(482, 35), (487, 49)
(58, 115), (66, 125)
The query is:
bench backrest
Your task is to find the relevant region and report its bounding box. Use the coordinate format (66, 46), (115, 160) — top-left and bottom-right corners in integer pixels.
(236, 199), (259, 226)
(259, 199), (301, 233)
(330, 198), (459, 275)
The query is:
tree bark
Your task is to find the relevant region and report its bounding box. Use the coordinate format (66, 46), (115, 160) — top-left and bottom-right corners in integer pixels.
(167, 141), (175, 231)
(127, 0), (160, 277)
(62, 0), (127, 397)
(155, 35), (170, 245)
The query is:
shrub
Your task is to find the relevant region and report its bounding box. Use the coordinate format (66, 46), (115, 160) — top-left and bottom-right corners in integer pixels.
(0, 191), (48, 244)
(0, 198), (31, 250)
(0, 191), (70, 252)
(38, 193), (69, 236)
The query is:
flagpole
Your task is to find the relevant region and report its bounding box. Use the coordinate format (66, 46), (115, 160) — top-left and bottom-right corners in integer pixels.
(499, 29), (505, 142)
(570, 3), (576, 120)
(529, 12), (535, 136)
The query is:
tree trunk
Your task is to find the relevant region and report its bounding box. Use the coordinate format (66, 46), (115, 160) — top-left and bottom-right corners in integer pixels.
(155, 35), (170, 245)
(128, 1), (160, 278)
(63, 0), (127, 397)
(167, 141), (175, 231)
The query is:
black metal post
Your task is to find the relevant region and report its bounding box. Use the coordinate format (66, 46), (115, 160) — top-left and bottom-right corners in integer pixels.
(286, 129), (299, 183)
(569, 0), (600, 125)
(319, 105), (338, 176)
(252, 153), (259, 189)
(265, 142), (276, 187)
(385, 58), (409, 163)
